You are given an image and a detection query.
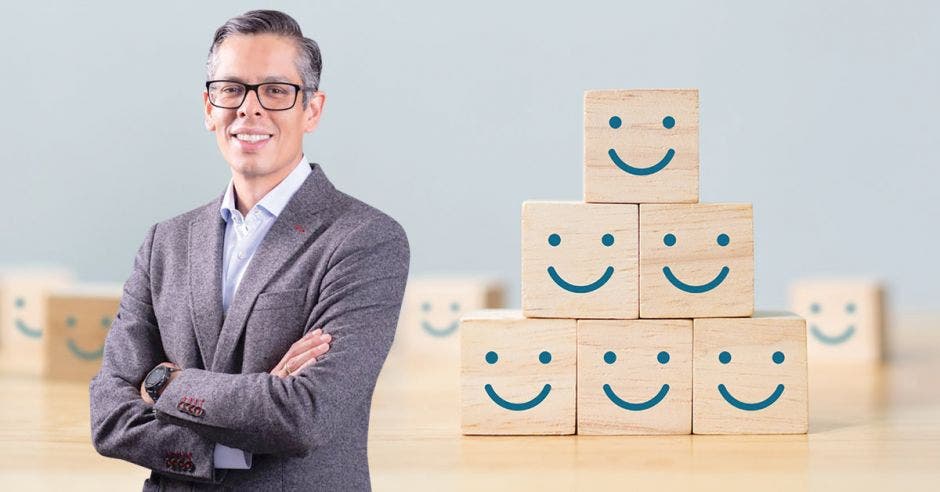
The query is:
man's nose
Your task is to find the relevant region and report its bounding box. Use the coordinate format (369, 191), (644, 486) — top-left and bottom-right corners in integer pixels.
(238, 88), (264, 117)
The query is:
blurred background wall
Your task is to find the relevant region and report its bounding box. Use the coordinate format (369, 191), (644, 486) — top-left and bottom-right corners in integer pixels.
(1, 0), (937, 310)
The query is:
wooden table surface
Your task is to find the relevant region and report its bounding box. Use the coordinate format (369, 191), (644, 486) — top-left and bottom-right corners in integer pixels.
(2, 313), (938, 491)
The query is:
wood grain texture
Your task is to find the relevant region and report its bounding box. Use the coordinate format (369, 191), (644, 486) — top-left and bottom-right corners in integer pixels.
(584, 89), (699, 204)
(577, 319), (692, 435)
(522, 201), (638, 319)
(460, 310), (576, 435)
(789, 278), (885, 363)
(693, 312), (808, 435)
(0, 268), (74, 376)
(43, 285), (122, 382)
(639, 203), (753, 318)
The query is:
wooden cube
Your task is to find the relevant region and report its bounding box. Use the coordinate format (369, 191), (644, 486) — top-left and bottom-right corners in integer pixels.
(522, 201), (638, 319)
(584, 89), (699, 204)
(391, 275), (506, 359)
(460, 310), (576, 435)
(789, 278), (885, 363)
(639, 204), (753, 318)
(44, 283), (122, 382)
(0, 267), (73, 376)
(577, 319), (692, 435)
(693, 312), (808, 434)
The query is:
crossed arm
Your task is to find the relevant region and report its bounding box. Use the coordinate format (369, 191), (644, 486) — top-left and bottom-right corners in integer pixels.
(139, 327), (333, 405)
(89, 216), (410, 483)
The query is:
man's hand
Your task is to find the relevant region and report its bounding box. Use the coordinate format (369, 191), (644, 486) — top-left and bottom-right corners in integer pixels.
(270, 328), (333, 379)
(140, 362), (180, 405)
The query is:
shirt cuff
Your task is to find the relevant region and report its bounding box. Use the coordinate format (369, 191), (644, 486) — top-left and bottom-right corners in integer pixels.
(213, 443), (252, 469)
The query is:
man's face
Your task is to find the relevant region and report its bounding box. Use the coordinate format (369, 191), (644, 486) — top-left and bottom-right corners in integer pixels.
(204, 33), (324, 178)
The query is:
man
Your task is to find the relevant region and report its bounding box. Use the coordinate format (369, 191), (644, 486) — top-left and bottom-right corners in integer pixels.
(89, 10), (409, 491)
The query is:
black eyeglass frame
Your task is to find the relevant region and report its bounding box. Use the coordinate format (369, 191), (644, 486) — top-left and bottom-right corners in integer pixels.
(205, 80), (313, 111)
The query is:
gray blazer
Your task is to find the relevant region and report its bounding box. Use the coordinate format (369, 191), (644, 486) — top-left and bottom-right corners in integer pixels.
(89, 163), (410, 491)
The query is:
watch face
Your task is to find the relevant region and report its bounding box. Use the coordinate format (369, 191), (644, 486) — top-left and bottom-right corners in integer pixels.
(145, 366), (167, 388)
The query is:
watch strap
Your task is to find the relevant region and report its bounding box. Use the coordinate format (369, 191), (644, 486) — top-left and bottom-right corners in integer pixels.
(146, 366), (178, 402)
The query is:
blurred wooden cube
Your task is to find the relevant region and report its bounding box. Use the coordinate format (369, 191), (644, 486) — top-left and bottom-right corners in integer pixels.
(44, 283), (122, 382)
(789, 278), (885, 363)
(0, 266), (74, 376)
(393, 276), (505, 358)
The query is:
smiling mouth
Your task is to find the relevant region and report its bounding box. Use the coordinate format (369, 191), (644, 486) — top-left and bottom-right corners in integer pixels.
(15, 319), (42, 338)
(232, 133), (273, 142)
(421, 319), (459, 337)
(810, 324), (856, 345)
(718, 383), (785, 411)
(662, 266), (729, 294)
(547, 266), (615, 293)
(484, 383), (552, 411)
(608, 148), (675, 176)
(230, 132), (274, 151)
(603, 383), (670, 411)
(67, 339), (104, 360)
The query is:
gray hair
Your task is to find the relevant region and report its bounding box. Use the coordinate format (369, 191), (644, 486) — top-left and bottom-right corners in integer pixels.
(206, 10), (322, 104)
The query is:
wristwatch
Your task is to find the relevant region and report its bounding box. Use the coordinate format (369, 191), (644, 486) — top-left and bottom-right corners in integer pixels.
(144, 365), (178, 402)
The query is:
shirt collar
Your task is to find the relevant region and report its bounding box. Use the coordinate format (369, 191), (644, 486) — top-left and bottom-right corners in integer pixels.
(220, 154), (311, 221)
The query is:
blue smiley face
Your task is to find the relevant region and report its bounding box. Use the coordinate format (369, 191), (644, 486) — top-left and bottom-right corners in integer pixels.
(807, 302), (857, 345)
(601, 350), (672, 411)
(546, 233), (616, 293)
(661, 233), (731, 294)
(716, 350), (786, 411)
(419, 300), (461, 337)
(607, 115), (676, 176)
(13, 296), (43, 339)
(64, 314), (111, 360)
(483, 350), (553, 411)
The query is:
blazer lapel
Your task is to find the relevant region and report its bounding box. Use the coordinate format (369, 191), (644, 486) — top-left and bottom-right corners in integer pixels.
(188, 196), (227, 370)
(210, 163), (339, 373)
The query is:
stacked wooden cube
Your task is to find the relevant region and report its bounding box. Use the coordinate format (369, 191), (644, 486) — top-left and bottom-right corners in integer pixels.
(461, 90), (808, 435)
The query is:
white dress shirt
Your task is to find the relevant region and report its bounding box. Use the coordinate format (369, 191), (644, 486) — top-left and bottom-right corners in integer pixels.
(213, 154), (312, 469)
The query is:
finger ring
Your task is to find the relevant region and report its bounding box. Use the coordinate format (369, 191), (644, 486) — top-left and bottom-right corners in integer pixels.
(285, 362), (293, 375)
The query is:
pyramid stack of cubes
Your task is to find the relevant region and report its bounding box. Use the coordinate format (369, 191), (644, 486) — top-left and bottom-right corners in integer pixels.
(460, 89), (808, 435)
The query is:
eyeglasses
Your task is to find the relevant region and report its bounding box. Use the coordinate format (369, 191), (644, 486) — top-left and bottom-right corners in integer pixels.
(205, 80), (311, 111)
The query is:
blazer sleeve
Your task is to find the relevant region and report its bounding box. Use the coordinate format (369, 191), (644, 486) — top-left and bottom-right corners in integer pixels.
(152, 213), (410, 456)
(89, 223), (225, 484)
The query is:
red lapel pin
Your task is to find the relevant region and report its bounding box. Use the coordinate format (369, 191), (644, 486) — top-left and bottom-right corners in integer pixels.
(293, 224), (305, 234)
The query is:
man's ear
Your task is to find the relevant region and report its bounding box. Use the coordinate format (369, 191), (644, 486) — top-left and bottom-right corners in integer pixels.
(303, 91), (326, 133)
(203, 92), (216, 131)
